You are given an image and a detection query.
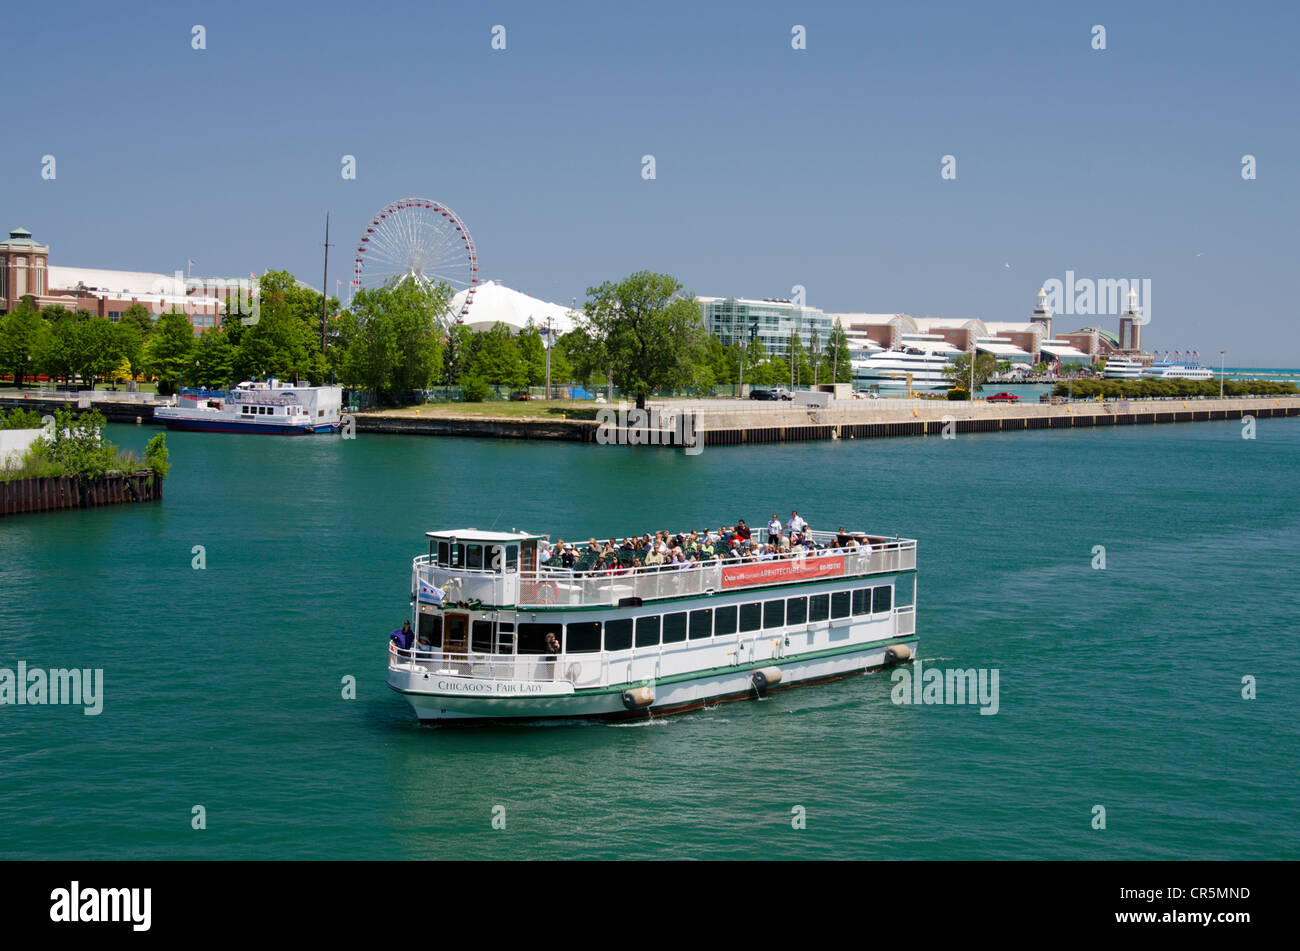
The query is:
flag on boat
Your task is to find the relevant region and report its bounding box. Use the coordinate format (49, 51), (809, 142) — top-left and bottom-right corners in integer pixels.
(418, 579), (445, 605)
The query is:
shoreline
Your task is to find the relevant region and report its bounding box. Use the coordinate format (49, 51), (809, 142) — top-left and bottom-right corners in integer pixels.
(3, 393), (1297, 446)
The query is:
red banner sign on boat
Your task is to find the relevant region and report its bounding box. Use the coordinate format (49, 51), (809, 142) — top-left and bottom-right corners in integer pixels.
(721, 554), (845, 589)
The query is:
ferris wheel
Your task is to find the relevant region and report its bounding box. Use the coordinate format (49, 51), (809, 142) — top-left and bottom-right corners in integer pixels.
(352, 197), (479, 322)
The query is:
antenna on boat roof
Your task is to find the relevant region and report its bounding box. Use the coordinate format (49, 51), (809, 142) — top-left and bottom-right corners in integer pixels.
(488, 510), (503, 530)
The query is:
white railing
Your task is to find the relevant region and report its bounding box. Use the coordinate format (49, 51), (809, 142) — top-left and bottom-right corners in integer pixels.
(390, 647), (603, 686)
(413, 560), (507, 606)
(517, 536), (917, 608)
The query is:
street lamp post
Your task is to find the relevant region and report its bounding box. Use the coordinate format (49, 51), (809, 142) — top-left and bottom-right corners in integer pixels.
(1220, 349), (1226, 398)
(543, 316), (553, 400)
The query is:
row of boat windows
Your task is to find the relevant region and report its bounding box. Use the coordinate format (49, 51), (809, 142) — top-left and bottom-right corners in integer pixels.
(237, 405), (330, 417)
(437, 542), (520, 571)
(416, 585), (895, 654)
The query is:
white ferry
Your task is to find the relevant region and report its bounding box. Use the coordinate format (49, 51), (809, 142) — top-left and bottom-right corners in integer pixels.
(387, 526), (919, 723)
(1142, 362), (1213, 381)
(1104, 358), (1145, 380)
(154, 380), (343, 434)
(851, 335), (959, 390)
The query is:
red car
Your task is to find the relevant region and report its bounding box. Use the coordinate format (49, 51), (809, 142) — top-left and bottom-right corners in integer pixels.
(986, 391), (1020, 403)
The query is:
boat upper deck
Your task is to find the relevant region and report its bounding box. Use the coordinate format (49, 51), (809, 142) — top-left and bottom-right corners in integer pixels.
(414, 526), (917, 611)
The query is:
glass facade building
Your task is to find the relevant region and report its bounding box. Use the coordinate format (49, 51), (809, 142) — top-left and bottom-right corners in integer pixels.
(698, 297), (834, 358)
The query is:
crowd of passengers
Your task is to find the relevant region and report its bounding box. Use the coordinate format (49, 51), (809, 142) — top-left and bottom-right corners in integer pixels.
(537, 511), (876, 574)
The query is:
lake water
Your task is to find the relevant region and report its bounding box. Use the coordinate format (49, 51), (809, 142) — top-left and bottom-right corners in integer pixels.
(1, 416), (1297, 859)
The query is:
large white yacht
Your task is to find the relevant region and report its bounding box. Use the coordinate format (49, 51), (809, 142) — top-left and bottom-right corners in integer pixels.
(154, 380), (343, 434)
(851, 334), (960, 390)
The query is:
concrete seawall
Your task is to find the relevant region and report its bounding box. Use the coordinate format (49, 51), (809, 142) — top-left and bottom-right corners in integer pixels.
(354, 396), (1300, 445)
(5, 394), (1297, 445)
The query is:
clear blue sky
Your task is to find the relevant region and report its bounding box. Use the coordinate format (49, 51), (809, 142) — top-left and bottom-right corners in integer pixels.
(4, 0), (1296, 364)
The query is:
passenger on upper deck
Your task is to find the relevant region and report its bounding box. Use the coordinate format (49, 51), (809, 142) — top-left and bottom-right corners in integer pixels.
(735, 519), (752, 542)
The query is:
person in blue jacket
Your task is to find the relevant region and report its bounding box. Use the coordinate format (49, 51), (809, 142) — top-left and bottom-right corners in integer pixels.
(390, 620), (414, 651)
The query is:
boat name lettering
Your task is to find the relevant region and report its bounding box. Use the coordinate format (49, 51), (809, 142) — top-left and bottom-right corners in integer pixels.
(435, 679), (551, 694)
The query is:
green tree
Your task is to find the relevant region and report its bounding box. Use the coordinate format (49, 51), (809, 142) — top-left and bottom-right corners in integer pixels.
(144, 312), (196, 394)
(821, 320), (854, 384)
(193, 328), (237, 388)
(119, 303), (154, 342)
(336, 279), (449, 404)
(577, 271), (709, 409)
(69, 314), (119, 386)
(470, 323), (525, 387)
(111, 321), (144, 383)
(943, 351), (999, 394)
(517, 324), (547, 387)
(0, 299), (45, 386)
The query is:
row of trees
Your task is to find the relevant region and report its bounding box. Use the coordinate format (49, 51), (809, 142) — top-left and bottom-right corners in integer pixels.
(0, 268), (855, 406)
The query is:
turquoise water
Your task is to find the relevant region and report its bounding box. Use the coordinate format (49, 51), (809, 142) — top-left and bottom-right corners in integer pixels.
(2, 417), (1298, 860)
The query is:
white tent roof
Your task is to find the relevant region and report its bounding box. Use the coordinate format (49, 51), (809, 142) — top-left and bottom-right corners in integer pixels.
(1040, 342), (1091, 362)
(976, 340), (1032, 359)
(451, 280), (577, 335)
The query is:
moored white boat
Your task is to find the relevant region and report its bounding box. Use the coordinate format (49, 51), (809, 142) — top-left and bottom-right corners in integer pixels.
(387, 525), (919, 723)
(154, 380), (343, 434)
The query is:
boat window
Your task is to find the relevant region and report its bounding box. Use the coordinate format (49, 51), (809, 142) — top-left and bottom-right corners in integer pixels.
(485, 545), (503, 571)
(688, 608), (713, 639)
(873, 585), (893, 614)
(852, 588), (871, 616)
(497, 623), (515, 654)
(450, 544), (463, 567)
(739, 602), (762, 633)
(635, 615), (660, 647)
(417, 612), (442, 648)
(831, 591), (851, 619)
(467, 544), (483, 570)
(714, 605), (738, 636)
(471, 620), (493, 652)
(763, 600), (785, 629)
(566, 621), (601, 653)
(506, 545), (518, 570)
(786, 596), (807, 625)
(438, 541), (449, 566)
(895, 582), (913, 608)
(662, 612), (687, 643)
(517, 622), (562, 654)
(809, 594), (830, 622)
(604, 617), (633, 652)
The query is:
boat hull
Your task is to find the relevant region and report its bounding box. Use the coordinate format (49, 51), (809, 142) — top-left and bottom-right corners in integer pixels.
(390, 638), (918, 724)
(155, 415), (339, 435)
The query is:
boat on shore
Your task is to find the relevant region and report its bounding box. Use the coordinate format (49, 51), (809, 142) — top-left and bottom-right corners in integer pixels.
(387, 524), (919, 723)
(154, 380), (342, 434)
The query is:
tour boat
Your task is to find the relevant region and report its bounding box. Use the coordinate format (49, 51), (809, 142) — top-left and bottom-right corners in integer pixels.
(153, 380), (343, 434)
(387, 526), (919, 723)
(1142, 362), (1214, 381)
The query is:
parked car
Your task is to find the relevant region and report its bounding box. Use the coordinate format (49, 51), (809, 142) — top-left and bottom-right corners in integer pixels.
(770, 386), (794, 401)
(749, 389), (777, 401)
(986, 391), (1021, 403)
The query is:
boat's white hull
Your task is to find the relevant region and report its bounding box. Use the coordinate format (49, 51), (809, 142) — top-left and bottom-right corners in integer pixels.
(390, 639), (917, 723)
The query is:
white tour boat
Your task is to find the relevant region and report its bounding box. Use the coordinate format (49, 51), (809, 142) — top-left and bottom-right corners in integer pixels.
(154, 380), (343, 434)
(1142, 362), (1213, 381)
(387, 525), (919, 723)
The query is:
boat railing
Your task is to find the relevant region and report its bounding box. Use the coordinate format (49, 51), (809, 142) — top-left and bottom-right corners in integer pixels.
(413, 560), (504, 605)
(389, 646), (603, 687)
(516, 536), (916, 607)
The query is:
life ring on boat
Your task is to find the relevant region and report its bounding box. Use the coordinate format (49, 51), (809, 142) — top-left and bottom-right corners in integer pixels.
(536, 581), (559, 604)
